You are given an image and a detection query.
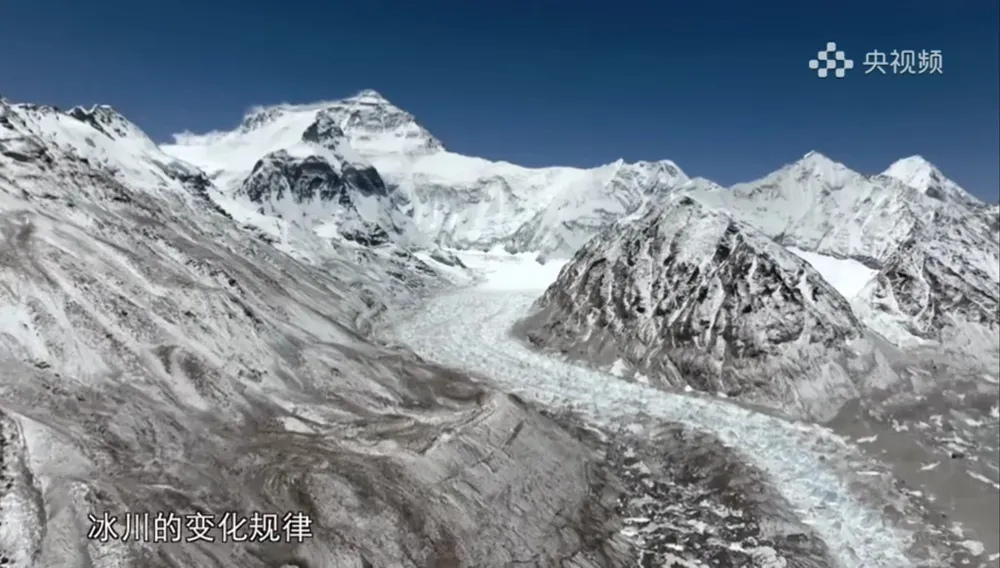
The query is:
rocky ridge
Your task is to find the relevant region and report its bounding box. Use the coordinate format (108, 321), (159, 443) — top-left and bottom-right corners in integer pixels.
(516, 195), (899, 421)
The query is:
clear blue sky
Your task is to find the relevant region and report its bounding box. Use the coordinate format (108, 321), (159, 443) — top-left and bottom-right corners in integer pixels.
(2, 0), (997, 200)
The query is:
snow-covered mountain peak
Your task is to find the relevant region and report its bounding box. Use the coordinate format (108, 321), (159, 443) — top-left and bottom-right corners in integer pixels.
(695, 151), (944, 265)
(165, 103), (377, 192)
(678, 176), (727, 194)
(883, 155), (980, 205)
(67, 104), (152, 144)
(612, 159), (686, 189)
(345, 88), (393, 105)
(884, 155), (939, 186)
(682, 150), (997, 358)
(624, 159), (684, 179)
(227, 90), (444, 155)
(162, 91), (703, 258)
(789, 151), (857, 182)
(325, 91), (444, 156)
(164, 90), (443, 187)
(236, 104), (286, 134)
(728, 152), (865, 202)
(0, 98), (212, 205)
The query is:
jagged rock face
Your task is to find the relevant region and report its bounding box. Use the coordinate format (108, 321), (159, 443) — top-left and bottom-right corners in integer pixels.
(518, 196), (896, 421)
(301, 108), (347, 145)
(243, 150), (388, 204)
(68, 105), (147, 142)
(239, 149), (402, 246)
(857, 207), (1000, 356)
(0, 97), (636, 568)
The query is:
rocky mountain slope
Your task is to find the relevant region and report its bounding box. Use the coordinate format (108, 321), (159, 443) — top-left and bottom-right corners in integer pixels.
(854, 204), (1000, 357)
(163, 90), (692, 259)
(0, 98), (635, 567)
(515, 195), (899, 421)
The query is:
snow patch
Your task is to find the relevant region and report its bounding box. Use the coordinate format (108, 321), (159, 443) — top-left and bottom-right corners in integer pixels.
(958, 539), (985, 556)
(787, 248), (877, 299)
(609, 359), (629, 378)
(452, 251), (567, 291)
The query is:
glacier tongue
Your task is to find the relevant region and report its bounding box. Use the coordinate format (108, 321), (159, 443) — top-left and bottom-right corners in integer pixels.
(387, 285), (914, 568)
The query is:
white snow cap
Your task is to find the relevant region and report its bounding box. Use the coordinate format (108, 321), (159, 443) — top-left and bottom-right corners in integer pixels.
(882, 155), (943, 190)
(883, 155), (980, 204)
(798, 150), (839, 167)
(348, 89), (392, 104)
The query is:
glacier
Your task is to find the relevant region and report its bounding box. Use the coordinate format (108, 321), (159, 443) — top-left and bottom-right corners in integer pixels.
(385, 256), (917, 568)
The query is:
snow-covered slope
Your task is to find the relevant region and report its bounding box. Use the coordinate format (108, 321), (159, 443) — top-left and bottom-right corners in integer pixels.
(693, 152), (931, 266)
(883, 155), (981, 207)
(984, 203), (1000, 233)
(0, 98), (633, 567)
(515, 195), (898, 421)
(505, 159), (687, 259)
(163, 90), (692, 259)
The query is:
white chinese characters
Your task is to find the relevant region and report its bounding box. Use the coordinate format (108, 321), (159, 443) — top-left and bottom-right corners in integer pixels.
(864, 49), (944, 74)
(86, 510), (315, 543)
(808, 43), (945, 77)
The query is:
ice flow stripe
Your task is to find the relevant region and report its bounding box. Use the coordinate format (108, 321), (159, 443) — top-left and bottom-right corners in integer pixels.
(390, 289), (914, 568)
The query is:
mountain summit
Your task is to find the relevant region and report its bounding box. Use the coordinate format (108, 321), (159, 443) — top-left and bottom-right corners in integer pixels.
(882, 155), (980, 205)
(162, 91), (697, 259)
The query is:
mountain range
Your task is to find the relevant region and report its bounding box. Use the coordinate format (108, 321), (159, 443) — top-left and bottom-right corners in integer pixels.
(0, 88), (997, 566)
(162, 89), (999, 365)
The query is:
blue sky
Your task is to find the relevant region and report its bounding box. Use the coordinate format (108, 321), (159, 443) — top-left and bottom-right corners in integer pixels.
(2, 0), (998, 199)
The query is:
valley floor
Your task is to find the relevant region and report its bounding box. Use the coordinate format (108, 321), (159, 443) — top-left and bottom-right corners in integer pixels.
(385, 252), (997, 568)
(830, 386), (1000, 566)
